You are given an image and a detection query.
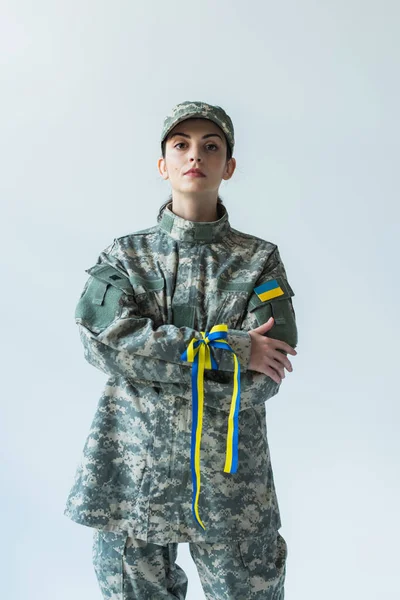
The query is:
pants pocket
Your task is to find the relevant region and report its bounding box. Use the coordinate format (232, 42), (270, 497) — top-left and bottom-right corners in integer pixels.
(274, 532), (288, 571)
(238, 530), (287, 594)
(92, 529), (129, 599)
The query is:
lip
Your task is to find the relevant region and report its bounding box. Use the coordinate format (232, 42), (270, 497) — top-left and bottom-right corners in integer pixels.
(184, 169), (206, 177)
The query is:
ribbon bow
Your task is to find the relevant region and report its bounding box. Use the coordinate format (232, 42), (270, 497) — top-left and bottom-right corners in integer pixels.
(180, 323), (241, 531)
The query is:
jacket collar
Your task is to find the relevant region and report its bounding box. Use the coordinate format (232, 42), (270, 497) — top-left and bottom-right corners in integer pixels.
(158, 201), (231, 243)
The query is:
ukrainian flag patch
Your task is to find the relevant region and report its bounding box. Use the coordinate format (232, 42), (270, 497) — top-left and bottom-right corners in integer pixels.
(254, 278), (285, 302)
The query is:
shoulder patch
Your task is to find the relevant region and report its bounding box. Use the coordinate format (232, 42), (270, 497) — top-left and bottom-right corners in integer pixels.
(253, 275), (294, 303)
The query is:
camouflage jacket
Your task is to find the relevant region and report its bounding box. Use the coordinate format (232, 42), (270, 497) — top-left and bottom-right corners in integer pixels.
(63, 201), (298, 544)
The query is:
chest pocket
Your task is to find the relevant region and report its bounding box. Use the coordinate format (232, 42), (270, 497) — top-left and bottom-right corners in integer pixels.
(212, 277), (253, 330)
(129, 273), (166, 327)
(248, 275), (298, 349)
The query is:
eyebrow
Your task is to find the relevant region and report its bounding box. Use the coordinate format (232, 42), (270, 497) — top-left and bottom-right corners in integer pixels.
(168, 132), (223, 141)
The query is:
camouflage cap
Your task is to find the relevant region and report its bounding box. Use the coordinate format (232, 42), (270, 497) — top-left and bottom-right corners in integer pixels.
(161, 100), (235, 155)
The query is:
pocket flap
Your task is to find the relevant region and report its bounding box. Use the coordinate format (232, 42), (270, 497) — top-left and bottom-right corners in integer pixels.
(216, 278), (254, 292)
(249, 275), (294, 311)
(85, 264), (133, 294)
(129, 274), (165, 293)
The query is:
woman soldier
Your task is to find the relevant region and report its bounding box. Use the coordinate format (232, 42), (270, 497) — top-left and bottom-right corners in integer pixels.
(64, 100), (298, 599)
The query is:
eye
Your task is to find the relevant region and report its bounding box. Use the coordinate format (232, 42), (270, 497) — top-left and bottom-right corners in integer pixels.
(174, 142), (219, 151)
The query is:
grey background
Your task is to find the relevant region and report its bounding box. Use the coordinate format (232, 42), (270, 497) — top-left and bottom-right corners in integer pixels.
(2, 1), (399, 598)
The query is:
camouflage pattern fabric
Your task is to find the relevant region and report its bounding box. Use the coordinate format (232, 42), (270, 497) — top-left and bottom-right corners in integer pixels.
(160, 100), (235, 155)
(92, 528), (287, 599)
(64, 201), (298, 546)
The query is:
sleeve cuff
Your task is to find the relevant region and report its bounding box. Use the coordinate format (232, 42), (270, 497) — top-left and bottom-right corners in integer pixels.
(214, 329), (252, 373)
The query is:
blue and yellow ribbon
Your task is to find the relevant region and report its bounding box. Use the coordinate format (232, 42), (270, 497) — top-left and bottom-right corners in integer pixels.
(180, 323), (241, 531)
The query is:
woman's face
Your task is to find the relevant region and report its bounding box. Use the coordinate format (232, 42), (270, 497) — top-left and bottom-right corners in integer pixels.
(158, 118), (236, 194)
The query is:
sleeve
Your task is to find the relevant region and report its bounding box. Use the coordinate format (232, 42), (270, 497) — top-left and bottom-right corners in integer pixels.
(75, 240), (251, 378)
(76, 241), (297, 412)
(187, 244), (298, 410)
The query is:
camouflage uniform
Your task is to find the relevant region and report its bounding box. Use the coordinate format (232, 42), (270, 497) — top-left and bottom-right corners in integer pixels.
(64, 101), (298, 598)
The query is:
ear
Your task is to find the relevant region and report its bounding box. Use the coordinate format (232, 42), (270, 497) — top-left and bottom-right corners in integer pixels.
(157, 157), (169, 180)
(222, 157), (236, 181)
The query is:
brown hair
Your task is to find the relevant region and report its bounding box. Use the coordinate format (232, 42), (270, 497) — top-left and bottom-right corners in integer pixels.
(157, 134), (233, 222)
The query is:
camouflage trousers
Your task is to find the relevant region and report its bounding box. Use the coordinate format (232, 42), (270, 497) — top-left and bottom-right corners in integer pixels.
(92, 528), (287, 599)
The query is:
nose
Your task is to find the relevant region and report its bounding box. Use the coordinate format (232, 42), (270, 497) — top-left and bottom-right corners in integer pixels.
(189, 143), (203, 162)
(189, 148), (201, 159)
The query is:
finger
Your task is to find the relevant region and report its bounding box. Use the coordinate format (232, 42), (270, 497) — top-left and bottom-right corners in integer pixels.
(263, 346), (293, 372)
(271, 359), (285, 379)
(273, 351), (293, 372)
(251, 318), (274, 334)
(264, 366), (282, 384)
(267, 357), (286, 378)
(270, 339), (297, 355)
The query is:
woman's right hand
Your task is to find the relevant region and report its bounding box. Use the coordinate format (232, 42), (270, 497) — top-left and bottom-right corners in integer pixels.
(248, 317), (297, 383)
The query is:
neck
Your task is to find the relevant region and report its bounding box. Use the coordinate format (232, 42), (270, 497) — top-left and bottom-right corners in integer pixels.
(170, 190), (219, 222)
